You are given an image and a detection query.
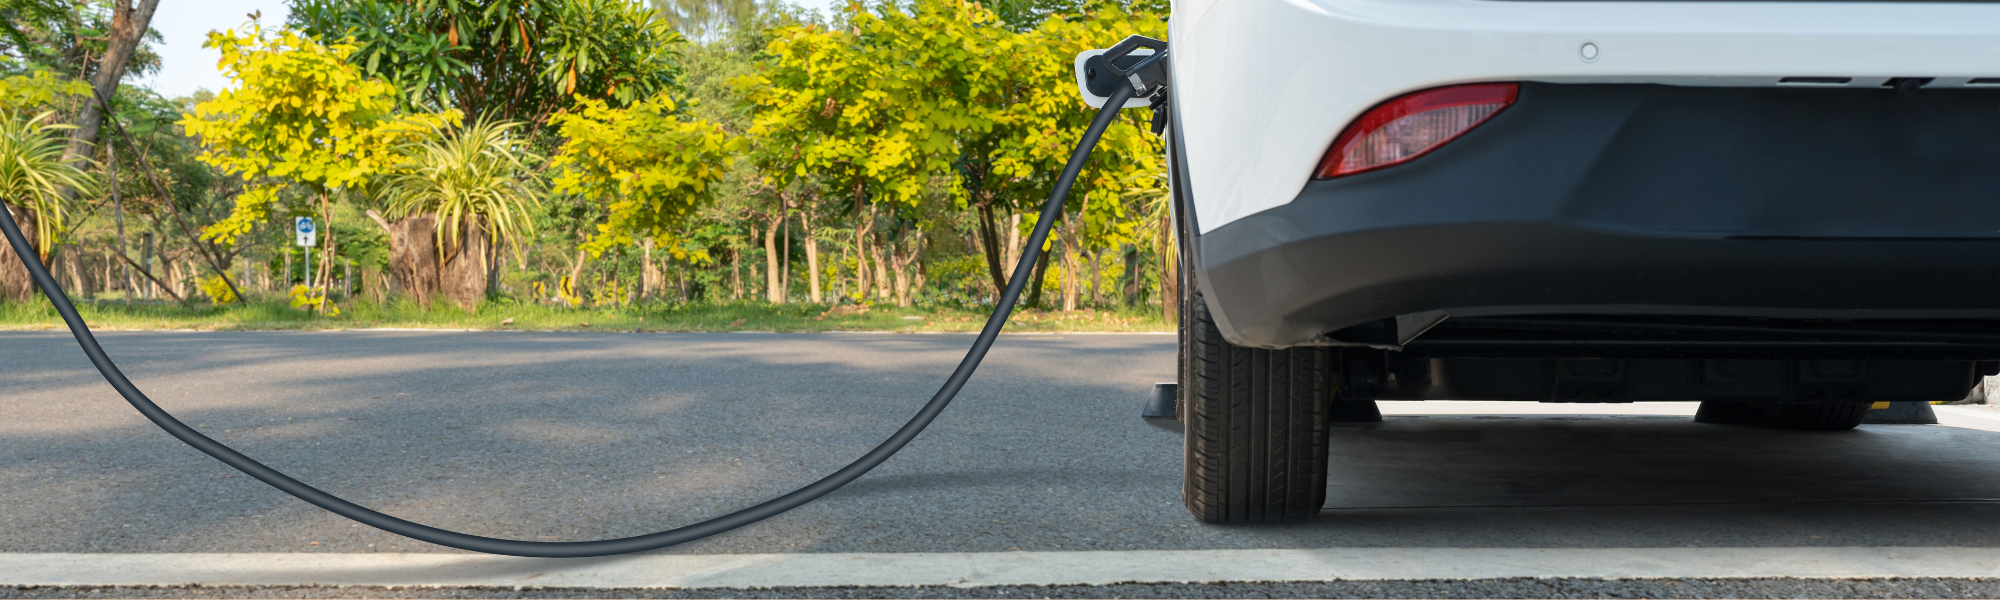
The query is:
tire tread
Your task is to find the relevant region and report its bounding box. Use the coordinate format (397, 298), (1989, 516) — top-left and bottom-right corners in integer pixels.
(1182, 292), (1330, 523)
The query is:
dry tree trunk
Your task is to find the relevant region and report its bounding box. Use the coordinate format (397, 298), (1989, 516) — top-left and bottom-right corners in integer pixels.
(389, 214), (441, 307)
(439, 214), (490, 312)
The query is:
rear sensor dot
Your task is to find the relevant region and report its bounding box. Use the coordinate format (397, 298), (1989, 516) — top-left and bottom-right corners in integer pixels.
(1579, 42), (1599, 62)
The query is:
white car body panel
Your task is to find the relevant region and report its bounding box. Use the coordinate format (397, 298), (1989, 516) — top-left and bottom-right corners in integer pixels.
(1169, 0), (2000, 234)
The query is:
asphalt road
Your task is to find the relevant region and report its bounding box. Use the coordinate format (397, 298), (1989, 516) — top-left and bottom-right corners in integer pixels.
(10, 331), (2000, 598)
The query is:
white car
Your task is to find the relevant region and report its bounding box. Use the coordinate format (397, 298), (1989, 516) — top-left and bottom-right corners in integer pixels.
(1161, 0), (2000, 522)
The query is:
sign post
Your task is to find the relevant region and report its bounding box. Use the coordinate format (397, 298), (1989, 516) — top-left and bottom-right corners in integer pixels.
(295, 217), (316, 289)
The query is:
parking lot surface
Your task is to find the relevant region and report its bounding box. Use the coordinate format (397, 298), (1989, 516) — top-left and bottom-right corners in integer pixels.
(7, 331), (2000, 597)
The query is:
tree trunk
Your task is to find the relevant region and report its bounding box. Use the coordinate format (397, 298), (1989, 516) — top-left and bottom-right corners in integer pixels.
(389, 214), (441, 306)
(852, 189), (872, 302)
(804, 208), (822, 304)
(439, 213), (490, 312)
(315, 194), (337, 312)
(641, 238), (660, 300)
(1004, 212), (1022, 279)
(108, 144), (133, 295)
(364, 266), (386, 303)
(781, 209), (791, 302)
(836, 245), (850, 300)
(565, 248), (587, 306)
(1025, 235), (1051, 309)
(730, 247), (743, 300)
(975, 201), (1006, 298)
(869, 231), (890, 301)
(0, 205), (37, 302)
(142, 231), (155, 299)
(484, 231), (501, 298)
(1122, 245), (1140, 307)
(763, 215), (783, 303)
(890, 228), (922, 308)
(1087, 247), (1102, 306)
(63, 0), (162, 168)
(63, 248), (87, 298)
(1060, 230), (1080, 312)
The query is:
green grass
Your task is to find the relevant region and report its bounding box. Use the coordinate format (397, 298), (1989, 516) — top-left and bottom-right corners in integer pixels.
(0, 296), (1173, 333)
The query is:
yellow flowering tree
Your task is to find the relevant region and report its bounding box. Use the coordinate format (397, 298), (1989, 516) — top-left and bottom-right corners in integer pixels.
(180, 25), (453, 310)
(992, 5), (1167, 309)
(550, 93), (741, 258)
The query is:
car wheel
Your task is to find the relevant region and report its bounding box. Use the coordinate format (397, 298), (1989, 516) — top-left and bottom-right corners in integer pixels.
(1180, 286), (1332, 523)
(1763, 402), (1871, 430)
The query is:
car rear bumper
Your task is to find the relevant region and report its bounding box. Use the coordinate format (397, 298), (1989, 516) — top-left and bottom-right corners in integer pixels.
(1194, 83), (2000, 352)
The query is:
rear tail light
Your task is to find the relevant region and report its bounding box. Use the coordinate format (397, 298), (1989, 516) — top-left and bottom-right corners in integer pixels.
(1315, 83), (1519, 179)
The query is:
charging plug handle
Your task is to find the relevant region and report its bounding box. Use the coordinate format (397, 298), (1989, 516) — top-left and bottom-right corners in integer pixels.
(1083, 35), (1169, 101)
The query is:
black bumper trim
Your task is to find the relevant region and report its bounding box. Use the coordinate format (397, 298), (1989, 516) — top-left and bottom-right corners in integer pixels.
(1194, 83), (2000, 350)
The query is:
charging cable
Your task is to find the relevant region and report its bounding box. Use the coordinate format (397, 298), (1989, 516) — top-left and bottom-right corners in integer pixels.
(1, 78), (1148, 558)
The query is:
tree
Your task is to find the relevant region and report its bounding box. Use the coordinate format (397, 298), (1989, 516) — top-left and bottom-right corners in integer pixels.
(181, 25), (451, 310)
(0, 0), (162, 82)
(989, 4), (1165, 309)
(0, 110), (97, 301)
(288, 0), (685, 134)
(384, 117), (543, 310)
(60, 0), (161, 170)
(549, 93), (739, 262)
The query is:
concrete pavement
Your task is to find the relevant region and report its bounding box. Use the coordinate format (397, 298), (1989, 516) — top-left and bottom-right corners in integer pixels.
(9, 331), (2000, 597)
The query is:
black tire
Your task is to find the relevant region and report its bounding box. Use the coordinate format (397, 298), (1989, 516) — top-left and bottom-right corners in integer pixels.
(1764, 402), (1871, 430)
(1693, 400), (1766, 425)
(1180, 288), (1331, 523)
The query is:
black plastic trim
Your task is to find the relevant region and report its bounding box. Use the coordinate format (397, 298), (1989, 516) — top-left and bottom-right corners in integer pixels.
(1193, 83), (2000, 350)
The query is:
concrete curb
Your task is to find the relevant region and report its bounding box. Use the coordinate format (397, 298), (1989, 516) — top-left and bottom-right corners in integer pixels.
(5, 547), (2000, 589)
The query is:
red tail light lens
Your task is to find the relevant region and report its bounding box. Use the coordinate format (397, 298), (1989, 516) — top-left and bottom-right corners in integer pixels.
(1315, 83), (1519, 179)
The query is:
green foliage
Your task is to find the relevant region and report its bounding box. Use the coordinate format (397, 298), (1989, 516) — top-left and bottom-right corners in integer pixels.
(385, 117), (544, 258)
(288, 283), (338, 314)
(6, 0), (1178, 320)
(287, 0), (685, 130)
(0, 0), (162, 79)
(992, 3), (1165, 251)
(180, 25), (456, 244)
(0, 70), (89, 113)
(550, 94), (740, 256)
(0, 110), (94, 255)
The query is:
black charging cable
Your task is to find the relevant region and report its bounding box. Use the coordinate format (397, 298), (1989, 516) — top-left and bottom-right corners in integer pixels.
(0, 83), (1137, 558)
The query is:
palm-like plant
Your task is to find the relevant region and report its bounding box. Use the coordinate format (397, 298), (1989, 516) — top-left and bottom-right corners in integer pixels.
(386, 116), (543, 260)
(0, 111), (94, 258)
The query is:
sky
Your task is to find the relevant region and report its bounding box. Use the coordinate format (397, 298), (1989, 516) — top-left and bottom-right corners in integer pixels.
(139, 0), (842, 100)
